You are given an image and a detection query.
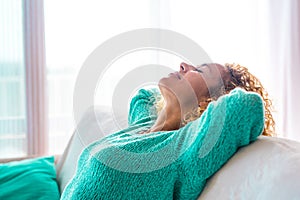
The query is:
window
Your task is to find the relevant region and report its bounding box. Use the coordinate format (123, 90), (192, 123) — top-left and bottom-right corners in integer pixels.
(0, 0), (46, 159)
(2, 0), (295, 159)
(44, 0), (157, 154)
(1, 0), (159, 158)
(0, 0), (27, 158)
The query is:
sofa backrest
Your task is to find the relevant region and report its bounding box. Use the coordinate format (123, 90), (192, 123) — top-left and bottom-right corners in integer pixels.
(55, 105), (127, 193)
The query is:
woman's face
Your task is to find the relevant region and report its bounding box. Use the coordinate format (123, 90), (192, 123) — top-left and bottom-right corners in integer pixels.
(159, 62), (230, 107)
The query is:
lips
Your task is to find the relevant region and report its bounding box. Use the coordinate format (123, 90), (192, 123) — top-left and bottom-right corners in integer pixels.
(168, 72), (181, 80)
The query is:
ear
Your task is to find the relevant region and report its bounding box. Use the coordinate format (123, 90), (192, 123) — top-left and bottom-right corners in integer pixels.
(223, 66), (233, 88)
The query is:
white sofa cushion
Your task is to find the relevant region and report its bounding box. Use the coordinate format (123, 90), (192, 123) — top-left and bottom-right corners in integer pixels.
(198, 136), (300, 200)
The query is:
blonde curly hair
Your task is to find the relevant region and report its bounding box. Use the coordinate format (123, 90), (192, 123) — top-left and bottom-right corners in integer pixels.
(156, 63), (275, 136)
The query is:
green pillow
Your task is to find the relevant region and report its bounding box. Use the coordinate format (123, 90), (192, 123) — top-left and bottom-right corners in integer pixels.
(0, 156), (60, 200)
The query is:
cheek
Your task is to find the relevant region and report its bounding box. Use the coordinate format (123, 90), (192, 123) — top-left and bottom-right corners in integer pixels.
(188, 76), (209, 99)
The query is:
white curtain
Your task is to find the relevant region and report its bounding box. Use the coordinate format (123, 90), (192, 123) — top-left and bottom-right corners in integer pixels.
(267, 0), (300, 140)
(24, 0), (48, 155)
(42, 0), (300, 157)
(157, 0), (300, 140)
(44, 0), (161, 154)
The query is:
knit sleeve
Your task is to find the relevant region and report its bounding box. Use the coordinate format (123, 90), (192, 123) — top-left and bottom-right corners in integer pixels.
(60, 88), (265, 200)
(128, 87), (160, 126)
(174, 88), (265, 199)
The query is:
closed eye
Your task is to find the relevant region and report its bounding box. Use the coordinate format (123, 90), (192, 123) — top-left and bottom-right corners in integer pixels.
(194, 68), (203, 73)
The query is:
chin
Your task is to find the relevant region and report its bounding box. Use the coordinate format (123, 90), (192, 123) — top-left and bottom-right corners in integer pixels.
(158, 77), (172, 92)
(158, 79), (178, 99)
(158, 76), (175, 87)
(158, 76), (167, 85)
(158, 79), (166, 93)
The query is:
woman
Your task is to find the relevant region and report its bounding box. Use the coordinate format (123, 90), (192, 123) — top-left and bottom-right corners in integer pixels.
(61, 62), (274, 200)
(147, 62), (274, 135)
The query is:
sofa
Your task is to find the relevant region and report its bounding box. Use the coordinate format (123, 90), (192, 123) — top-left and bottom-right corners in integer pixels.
(1, 106), (300, 199)
(56, 106), (300, 199)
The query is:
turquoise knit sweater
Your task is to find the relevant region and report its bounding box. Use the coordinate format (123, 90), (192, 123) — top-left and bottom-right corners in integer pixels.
(61, 88), (264, 200)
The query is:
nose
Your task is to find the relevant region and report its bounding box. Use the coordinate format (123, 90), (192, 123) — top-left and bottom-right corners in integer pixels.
(180, 62), (195, 73)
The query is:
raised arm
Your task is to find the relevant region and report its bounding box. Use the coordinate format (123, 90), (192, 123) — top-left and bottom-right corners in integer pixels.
(128, 87), (159, 126)
(174, 88), (265, 199)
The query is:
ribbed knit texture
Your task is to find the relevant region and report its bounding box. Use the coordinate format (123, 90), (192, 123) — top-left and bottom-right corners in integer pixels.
(61, 88), (264, 200)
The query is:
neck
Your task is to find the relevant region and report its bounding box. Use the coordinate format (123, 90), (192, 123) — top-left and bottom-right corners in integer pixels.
(149, 100), (192, 132)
